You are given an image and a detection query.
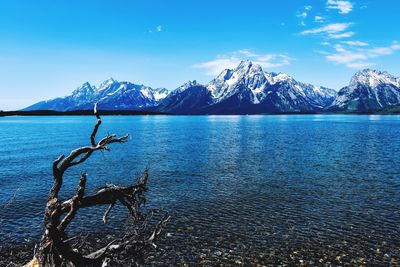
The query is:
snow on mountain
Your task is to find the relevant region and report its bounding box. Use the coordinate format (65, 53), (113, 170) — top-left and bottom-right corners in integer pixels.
(24, 78), (170, 111)
(29, 61), (400, 114)
(152, 88), (170, 101)
(204, 60), (336, 113)
(207, 61), (270, 105)
(176, 80), (200, 92)
(328, 69), (400, 112)
(349, 69), (400, 88)
(155, 60), (337, 114)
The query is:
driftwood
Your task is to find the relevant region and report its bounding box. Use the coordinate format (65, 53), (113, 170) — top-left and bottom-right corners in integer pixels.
(26, 104), (170, 267)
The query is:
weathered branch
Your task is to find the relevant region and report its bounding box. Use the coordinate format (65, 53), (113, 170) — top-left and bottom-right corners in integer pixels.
(91, 103), (101, 146)
(58, 173), (86, 232)
(61, 172), (148, 215)
(31, 104), (169, 267)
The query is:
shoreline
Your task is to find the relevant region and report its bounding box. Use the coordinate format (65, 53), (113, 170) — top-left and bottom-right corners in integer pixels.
(0, 110), (168, 116)
(1, 109), (399, 117)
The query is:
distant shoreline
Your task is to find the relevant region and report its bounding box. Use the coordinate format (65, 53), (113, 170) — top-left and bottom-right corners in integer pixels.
(1, 109), (399, 117)
(0, 110), (169, 116)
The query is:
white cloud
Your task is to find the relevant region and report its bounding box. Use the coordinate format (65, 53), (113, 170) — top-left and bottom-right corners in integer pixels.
(315, 16), (325, 23)
(369, 46), (397, 56)
(391, 44), (400, 50)
(156, 25), (162, 32)
(346, 62), (373, 69)
(341, 40), (369, 46)
(193, 59), (239, 76)
(298, 12), (307, 19)
(297, 5), (312, 26)
(326, 0), (353, 14)
(325, 42), (400, 68)
(301, 23), (353, 39)
(328, 31), (354, 39)
(326, 45), (368, 65)
(193, 49), (294, 75)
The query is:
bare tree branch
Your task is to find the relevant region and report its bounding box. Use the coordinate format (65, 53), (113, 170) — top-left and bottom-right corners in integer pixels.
(29, 104), (169, 267)
(91, 103), (102, 146)
(57, 173), (86, 232)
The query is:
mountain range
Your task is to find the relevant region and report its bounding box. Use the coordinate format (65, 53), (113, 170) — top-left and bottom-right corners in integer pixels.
(328, 69), (400, 112)
(25, 78), (169, 111)
(24, 61), (400, 114)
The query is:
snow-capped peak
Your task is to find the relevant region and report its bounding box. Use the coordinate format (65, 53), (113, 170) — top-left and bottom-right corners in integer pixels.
(81, 82), (92, 88)
(68, 82), (95, 97)
(97, 77), (118, 91)
(236, 60), (266, 77)
(204, 60), (337, 108)
(329, 69), (400, 111)
(176, 80), (199, 91)
(350, 69), (399, 88)
(235, 60), (263, 74)
(207, 61), (267, 100)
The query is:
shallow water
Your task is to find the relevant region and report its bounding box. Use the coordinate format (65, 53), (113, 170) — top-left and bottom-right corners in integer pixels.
(0, 115), (399, 265)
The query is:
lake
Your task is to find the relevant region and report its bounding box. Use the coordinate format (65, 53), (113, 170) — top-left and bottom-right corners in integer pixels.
(0, 115), (399, 265)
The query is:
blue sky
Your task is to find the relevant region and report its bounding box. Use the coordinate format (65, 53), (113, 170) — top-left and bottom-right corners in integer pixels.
(1, 0), (399, 110)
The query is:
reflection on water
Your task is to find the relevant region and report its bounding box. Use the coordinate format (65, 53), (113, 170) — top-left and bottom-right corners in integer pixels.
(0, 115), (399, 265)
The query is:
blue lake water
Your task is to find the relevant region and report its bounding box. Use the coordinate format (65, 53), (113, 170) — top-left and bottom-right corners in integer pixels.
(0, 115), (399, 265)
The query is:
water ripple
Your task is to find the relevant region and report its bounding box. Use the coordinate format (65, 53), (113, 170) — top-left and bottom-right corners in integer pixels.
(0, 115), (399, 265)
